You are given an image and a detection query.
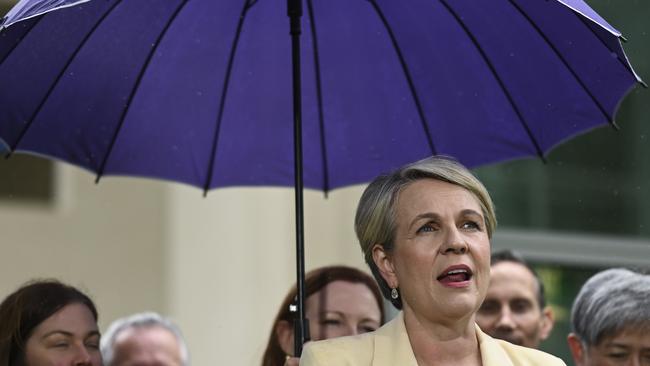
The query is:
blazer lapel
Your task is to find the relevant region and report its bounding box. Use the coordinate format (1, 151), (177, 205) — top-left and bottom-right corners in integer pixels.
(370, 315), (513, 366)
(372, 312), (418, 366)
(476, 324), (515, 366)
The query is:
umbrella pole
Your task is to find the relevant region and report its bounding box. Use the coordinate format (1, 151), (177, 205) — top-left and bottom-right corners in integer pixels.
(287, 0), (310, 357)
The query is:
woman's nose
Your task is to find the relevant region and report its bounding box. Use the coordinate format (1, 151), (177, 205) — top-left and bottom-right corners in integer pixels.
(343, 323), (358, 336)
(440, 227), (468, 254)
(71, 345), (93, 365)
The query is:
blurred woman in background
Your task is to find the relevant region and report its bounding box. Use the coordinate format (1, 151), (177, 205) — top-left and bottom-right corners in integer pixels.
(262, 265), (385, 366)
(0, 279), (102, 366)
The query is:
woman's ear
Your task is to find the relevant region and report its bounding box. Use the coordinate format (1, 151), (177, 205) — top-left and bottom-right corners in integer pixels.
(275, 320), (294, 357)
(372, 244), (398, 288)
(567, 333), (586, 366)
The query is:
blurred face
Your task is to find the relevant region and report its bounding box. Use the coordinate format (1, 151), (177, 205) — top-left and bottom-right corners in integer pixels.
(375, 179), (491, 324)
(569, 328), (650, 366)
(306, 280), (382, 341)
(24, 302), (101, 366)
(111, 326), (183, 366)
(476, 261), (553, 348)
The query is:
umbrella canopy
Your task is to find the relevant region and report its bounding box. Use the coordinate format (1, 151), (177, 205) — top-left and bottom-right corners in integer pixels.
(0, 0), (643, 355)
(0, 0), (642, 193)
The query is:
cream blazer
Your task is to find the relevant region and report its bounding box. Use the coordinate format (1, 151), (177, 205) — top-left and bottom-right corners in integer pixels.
(300, 312), (566, 366)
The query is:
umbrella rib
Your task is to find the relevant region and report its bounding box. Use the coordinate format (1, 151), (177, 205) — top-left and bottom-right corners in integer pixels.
(203, 0), (254, 195)
(437, 0), (546, 161)
(305, 0), (330, 195)
(368, 0), (437, 157)
(572, 10), (645, 87)
(507, 0), (616, 129)
(0, 16), (42, 66)
(96, 0), (190, 183)
(7, 0), (124, 154)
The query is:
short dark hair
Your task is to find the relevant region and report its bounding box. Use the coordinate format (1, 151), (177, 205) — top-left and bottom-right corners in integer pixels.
(491, 249), (546, 308)
(261, 265), (385, 366)
(0, 279), (98, 366)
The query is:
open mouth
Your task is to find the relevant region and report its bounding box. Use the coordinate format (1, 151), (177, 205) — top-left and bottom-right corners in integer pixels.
(436, 266), (473, 284)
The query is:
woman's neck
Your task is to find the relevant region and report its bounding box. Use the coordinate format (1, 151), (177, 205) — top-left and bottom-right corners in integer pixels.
(403, 310), (482, 366)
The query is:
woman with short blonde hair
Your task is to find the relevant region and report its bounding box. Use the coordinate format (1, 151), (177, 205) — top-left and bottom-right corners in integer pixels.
(301, 156), (564, 366)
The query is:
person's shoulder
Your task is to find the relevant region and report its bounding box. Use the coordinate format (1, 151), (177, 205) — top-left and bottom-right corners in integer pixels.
(496, 339), (567, 366)
(476, 323), (566, 366)
(300, 332), (375, 365)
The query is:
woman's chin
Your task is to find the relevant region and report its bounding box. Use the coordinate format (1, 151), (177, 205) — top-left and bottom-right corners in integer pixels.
(434, 296), (480, 321)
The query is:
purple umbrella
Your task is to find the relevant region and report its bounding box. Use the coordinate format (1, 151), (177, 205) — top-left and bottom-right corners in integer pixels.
(0, 0), (643, 353)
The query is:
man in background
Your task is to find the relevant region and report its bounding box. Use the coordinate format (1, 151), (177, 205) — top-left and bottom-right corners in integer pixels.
(101, 312), (189, 366)
(476, 249), (555, 349)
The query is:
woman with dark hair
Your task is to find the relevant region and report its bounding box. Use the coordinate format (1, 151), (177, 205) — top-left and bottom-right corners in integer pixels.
(261, 265), (385, 366)
(0, 279), (102, 366)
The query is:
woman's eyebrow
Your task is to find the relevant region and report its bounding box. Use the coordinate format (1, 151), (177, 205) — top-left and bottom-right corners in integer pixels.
(605, 343), (631, 350)
(85, 330), (101, 338)
(459, 209), (483, 218)
(360, 317), (381, 324)
(41, 330), (101, 339)
(40, 330), (73, 339)
(408, 212), (440, 229)
(319, 310), (344, 317)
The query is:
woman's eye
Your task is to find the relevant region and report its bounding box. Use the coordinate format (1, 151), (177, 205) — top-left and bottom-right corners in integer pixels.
(607, 353), (628, 360)
(85, 342), (100, 349)
(359, 325), (377, 333)
(416, 223), (435, 233)
(461, 221), (480, 230)
(321, 319), (341, 326)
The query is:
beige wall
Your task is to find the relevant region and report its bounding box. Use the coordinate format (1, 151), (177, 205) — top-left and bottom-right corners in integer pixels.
(165, 184), (367, 365)
(0, 162), (368, 365)
(0, 164), (168, 330)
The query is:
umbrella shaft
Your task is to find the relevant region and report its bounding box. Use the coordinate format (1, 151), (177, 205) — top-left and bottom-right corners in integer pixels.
(288, 0), (309, 357)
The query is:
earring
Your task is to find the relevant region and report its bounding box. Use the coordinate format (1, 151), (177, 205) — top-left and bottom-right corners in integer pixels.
(391, 288), (399, 299)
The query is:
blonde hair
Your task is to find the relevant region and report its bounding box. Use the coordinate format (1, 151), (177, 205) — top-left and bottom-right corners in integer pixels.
(355, 156), (496, 308)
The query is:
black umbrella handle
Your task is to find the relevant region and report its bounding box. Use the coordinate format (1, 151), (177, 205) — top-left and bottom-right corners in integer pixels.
(292, 304), (310, 356)
(287, 0), (308, 357)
